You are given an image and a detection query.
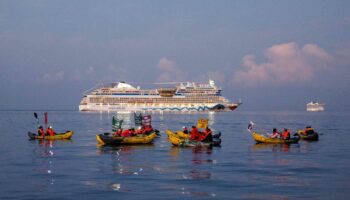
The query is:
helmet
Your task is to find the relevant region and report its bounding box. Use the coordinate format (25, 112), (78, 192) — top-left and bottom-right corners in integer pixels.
(49, 126), (52, 129)
(182, 126), (186, 129)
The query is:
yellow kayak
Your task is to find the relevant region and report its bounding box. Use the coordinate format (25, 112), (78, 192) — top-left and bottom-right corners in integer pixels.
(96, 132), (157, 145)
(252, 131), (299, 144)
(28, 131), (73, 140)
(166, 130), (185, 146)
(166, 129), (221, 147)
(176, 130), (190, 139)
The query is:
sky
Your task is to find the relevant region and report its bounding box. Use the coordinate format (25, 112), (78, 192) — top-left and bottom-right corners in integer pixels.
(0, 0), (350, 111)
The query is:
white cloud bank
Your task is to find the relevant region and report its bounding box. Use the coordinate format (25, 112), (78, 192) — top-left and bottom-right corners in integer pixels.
(156, 57), (184, 82)
(233, 42), (333, 87)
(42, 71), (64, 81)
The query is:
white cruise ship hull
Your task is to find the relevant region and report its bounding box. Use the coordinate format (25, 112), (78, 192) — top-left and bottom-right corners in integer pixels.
(306, 107), (325, 112)
(79, 103), (239, 112)
(79, 80), (241, 112)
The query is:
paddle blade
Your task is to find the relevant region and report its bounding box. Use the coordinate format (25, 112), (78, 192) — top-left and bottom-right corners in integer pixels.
(34, 112), (38, 119)
(44, 112), (48, 124)
(247, 121), (255, 132)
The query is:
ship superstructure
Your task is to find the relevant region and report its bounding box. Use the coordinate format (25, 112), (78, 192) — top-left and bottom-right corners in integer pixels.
(306, 101), (325, 112)
(79, 80), (241, 112)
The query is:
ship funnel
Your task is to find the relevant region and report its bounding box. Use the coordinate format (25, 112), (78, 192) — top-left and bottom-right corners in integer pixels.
(209, 80), (215, 87)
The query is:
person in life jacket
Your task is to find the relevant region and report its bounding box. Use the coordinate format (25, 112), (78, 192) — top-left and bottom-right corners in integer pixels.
(190, 126), (201, 141)
(269, 128), (280, 138)
(201, 127), (213, 142)
(46, 126), (56, 136)
(135, 127), (143, 135)
(37, 126), (45, 136)
(304, 126), (314, 136)
(113, 128), (123, 136)
(121, 129), (132, 137)
(183, 126), (189, 134)
(143, 125), (153, 134)
(282, 128), (290, 140)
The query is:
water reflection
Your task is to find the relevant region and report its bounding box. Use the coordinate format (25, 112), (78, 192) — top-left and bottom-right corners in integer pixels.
(30, 139), (73, 187)
(169, 146), (180, 159)
(252, 143), (300, 153)
(182, 170), (211, 180)
(97, 145), (154, 177)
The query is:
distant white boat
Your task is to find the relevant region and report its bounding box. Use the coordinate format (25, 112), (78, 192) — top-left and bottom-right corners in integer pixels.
(306, 101), (325, 112)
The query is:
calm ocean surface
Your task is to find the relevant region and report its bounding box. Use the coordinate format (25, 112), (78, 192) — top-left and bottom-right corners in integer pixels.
(0, 111), (349, 200)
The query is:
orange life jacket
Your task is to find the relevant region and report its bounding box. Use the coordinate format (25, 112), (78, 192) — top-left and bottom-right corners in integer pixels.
(38, 128), (45, 136)
(46, 128), (55, 136)
(121, 130), (131, 137)
(283, 130), (290, 139)
(190, 128), (201, 141)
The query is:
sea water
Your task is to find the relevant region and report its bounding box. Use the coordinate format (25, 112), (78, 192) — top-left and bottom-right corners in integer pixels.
(0, 111), (349, 199)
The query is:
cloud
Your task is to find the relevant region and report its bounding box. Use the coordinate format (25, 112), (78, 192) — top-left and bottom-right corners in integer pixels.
(105, 64), (128, 81)
(69, 64), (129, 83)
(333, 42), (350, 66)
(156, 57), (184, 82)
(233, 42), (333, 87)
(197, 71), (226, 86)
(42, 71), (64, 81)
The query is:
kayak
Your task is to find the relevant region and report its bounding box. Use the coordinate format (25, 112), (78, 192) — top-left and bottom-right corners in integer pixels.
(166, 129), (221, 147)
(28, 131), (73, 140)
(297, 130), (319, 141)
(252, 131), (299, 144)
(176, 131), (221, 139)
(95, 134), (124, 146)
(176, 130), (190, 139)
(96, 132), (157, 145)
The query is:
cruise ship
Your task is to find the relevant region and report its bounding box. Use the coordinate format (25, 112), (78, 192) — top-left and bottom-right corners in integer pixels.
(79, 80), (241, 112)
(306, 101), (325, 112)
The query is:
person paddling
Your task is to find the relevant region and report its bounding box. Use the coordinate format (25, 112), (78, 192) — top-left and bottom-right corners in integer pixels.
(46, 126), (56, 136)
(269, 128), (280, 138)
(201, 127), (213, 142)
(190, 126), (201, 141)
(183, 126), (189, 134)
(282, 128), (290, 140)
(37, 126), (45, 136)
(304, 126), (314, 136)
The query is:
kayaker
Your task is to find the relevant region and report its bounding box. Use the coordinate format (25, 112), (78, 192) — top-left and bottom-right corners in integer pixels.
(269, 128), (280, 138)
(190, 126), (201, 141)
(37, 126), (45, 136)
(282, 128), (290, 140)
(144, 125), (153, 134)
(135, 127), (143, 135)
(201, 127), (213, 142)
(121, 129), (132, 137)
(304, 126), (314, 136)
(113, 128), (123, 136)
(183, 126), (189, 134)
(46, 126), (56, 136)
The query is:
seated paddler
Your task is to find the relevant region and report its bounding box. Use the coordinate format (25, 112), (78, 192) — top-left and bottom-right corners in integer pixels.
(37, 126), (45, 136)
(46, 126), (56, 136)
(201, 127), (213, 142)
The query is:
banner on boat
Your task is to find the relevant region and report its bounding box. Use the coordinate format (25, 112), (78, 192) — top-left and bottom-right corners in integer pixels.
(197, 118), (208, 129)
(112, 116), (123, 131)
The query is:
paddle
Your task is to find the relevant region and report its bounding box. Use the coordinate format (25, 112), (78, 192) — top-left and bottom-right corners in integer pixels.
(34, 112), (39, 128)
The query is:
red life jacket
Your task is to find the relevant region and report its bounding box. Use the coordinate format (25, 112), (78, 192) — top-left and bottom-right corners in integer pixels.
(121, 130), (131, 137)
(47, 128), (55, 136)
(190, 128), (201, 141)
(38, 128), (45, 136)
(113, 129), (122, 136)
(283, 130), (290, 139)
